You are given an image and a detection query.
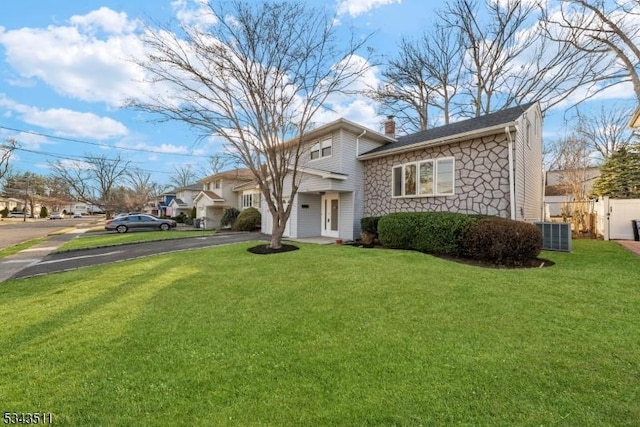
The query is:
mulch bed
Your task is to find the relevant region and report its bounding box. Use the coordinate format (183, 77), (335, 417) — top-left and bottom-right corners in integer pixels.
(248, 241), (554, 268)
(347, 242), (554, 269)
(431, 253), (555, 269)
(247, 244), (300, 255)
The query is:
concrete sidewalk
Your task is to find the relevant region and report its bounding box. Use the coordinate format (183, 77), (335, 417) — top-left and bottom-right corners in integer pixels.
(616, 240), (640, 257)
(0, 228), (92, 283)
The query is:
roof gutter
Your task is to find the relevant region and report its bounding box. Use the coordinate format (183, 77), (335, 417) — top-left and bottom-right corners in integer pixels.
(357, 123), (516, 161)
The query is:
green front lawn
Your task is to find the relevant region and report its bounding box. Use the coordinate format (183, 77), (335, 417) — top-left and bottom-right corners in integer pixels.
(0, 238), (47, 259)
(0, 240), (638, 425)
(57, 229), (217, 252)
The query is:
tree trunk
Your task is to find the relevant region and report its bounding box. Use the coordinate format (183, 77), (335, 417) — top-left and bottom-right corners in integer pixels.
(269, 212), (287, 249)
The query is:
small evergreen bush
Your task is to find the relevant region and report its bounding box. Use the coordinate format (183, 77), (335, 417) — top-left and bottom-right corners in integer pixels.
(1, 207), (9, 218)
(463, 217), (542, 265)
(233, 207), (261, 231)
(360, 216), (381, 235)
(173, 212), (187, 223)
(40, 206), (49, 218)
(221, 207), (240, 228)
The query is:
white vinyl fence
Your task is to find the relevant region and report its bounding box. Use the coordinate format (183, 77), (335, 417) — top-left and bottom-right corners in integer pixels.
(594, 197), (640, 240)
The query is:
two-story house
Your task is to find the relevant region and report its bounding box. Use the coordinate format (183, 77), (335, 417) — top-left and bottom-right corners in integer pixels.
(194, 168), (255, 229)
(261, 118), (395, 240)
(260, 102), (544, 241)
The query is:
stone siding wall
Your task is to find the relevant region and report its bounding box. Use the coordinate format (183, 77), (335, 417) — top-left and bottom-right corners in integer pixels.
(364, 134), (512, 218)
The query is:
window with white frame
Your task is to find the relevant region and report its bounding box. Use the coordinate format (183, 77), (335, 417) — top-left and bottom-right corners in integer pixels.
(242, 192), (261, 209)
(310, 137), (332, 160)
(392, 157), (455, 197)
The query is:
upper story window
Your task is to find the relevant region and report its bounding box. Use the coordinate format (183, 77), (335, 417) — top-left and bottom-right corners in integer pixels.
(392, 157), (455, 197)
(214, 179), (221, 190)
(310, 137), (332, 160)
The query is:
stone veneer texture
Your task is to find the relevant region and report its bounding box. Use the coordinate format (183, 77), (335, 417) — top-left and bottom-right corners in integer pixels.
(364, 134), (511, 217)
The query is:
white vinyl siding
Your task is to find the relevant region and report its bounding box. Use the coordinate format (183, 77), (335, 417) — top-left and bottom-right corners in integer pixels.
(392, 157), (455, 197)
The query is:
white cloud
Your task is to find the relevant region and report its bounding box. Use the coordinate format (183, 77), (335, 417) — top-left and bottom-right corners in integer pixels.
(0, 8), (147, 107)
(336, 0), (402, 18)
(69, 7), (138, 34)
(312, 61), (382, 131)
(27, 108), (129, 140)
(171, 0), (217, 28)
(0, 93), (128, 140)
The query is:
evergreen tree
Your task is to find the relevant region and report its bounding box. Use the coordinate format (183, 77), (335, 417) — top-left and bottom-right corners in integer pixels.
(592, 145), (640, 198)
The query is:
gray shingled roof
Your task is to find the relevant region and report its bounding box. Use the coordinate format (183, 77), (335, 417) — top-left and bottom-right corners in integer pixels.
(362, 102), (536, 157)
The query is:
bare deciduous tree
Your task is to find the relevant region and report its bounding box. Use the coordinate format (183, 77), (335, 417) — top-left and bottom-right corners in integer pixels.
(547, 134), (595, 231)
(441, 0), (540, 116)
(49, 154), (130, 215)
(127, 168), (165, 212)
(541, 0), (640, 104)
(206, 153), (230, 176)
(0, 138), (18, 184)
(130, 1), (371, 249)
(574, 104), (634, 160)
(373, 0), (592, 131)
(370, 24), (463, 133)
(169, 164), (199, 189)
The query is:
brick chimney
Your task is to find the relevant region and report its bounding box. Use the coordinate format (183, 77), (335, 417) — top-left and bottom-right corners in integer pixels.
(384, 116), (395, 138)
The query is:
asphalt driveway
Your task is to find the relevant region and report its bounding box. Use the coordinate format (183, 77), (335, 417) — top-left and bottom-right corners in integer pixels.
(4, 231), (268, 281)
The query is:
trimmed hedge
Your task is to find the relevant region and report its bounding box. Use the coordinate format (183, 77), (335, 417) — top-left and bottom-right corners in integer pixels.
(378, 212), (484, 255)
(233, 207), (261, 231)
(463, 217), (542, 265)
(377, 211), (542, 265)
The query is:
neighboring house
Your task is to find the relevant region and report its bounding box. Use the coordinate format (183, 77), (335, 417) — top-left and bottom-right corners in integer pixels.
(0, 197), (22, 212)
(260, 102), (544, 241)
(167, 183), (202, 217)
(194, 169), (255, 229)
(154, 191), (176, 217)
(544, 166), (601, 218)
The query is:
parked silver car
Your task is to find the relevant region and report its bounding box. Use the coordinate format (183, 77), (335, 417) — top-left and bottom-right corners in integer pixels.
(105, 214), (177, 233)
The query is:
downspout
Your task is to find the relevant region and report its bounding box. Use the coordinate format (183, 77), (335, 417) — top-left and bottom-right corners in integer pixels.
(356, 129), (366, 156)
(356, 129), (367, 237)
(505, 126), (516, 220)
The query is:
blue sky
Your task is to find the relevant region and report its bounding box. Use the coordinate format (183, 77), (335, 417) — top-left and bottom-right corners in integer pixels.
(0, 0), (635, 186)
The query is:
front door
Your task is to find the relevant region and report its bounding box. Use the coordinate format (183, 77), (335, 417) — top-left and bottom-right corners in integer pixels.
(321, 193), (339, 238)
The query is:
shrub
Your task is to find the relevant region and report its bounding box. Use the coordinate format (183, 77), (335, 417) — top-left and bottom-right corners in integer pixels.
(221, 207), (240, 228)
(377, 213), (417, 249)
(190, 206), (197, 219)
(233, 207), (261, 231)
(173, 212), (187, 223)
(184, 217), (194, 226)
(40, 206), (49, 218)
(360, 216), (381, 245)
(463, 217), (542, 265)
(360, 216), (381, 235)
(1, 207), (8, 218)
(378, 212), (484, 255)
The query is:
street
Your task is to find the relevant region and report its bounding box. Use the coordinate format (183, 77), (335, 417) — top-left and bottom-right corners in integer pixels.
(0, 216), (101, 250)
